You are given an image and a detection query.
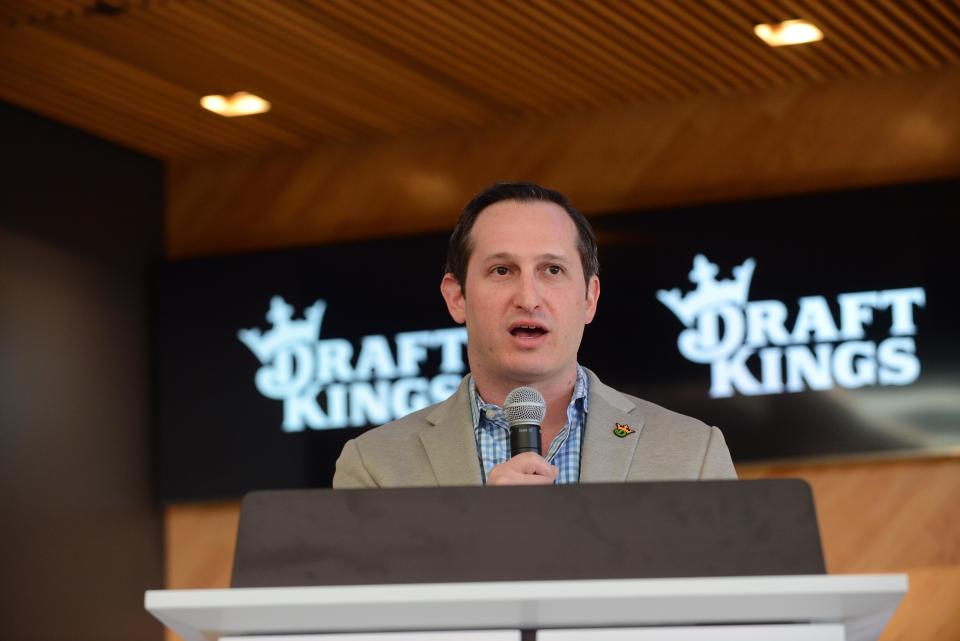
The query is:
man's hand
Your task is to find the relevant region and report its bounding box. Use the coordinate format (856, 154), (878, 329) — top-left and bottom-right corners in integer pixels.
(487, 452), (558, 485)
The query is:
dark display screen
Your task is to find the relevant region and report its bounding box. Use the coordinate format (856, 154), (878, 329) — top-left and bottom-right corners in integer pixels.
(154, 179), (959, 501)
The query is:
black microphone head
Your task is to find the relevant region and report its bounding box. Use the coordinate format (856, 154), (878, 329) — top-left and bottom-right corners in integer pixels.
(504, 387), (546, 427)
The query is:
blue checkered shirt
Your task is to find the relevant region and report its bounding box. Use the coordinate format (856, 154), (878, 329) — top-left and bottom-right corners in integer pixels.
(469, 366), (589, 484)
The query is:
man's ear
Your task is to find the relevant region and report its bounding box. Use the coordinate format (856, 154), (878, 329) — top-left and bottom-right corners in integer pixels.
(584, 275), (600, 324)
(440, 273), (466, 324)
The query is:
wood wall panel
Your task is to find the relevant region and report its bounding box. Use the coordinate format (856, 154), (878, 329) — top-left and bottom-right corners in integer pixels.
(880, 564), (960, 641)
(166, 67), (960, 259)
(738, 457), (960, 573)
(737, 458), (960, 641)
(165, 500), (239, 591)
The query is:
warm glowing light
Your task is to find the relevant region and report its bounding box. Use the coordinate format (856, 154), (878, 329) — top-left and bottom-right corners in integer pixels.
(200, 92), (271, 117)
(754, 19), (824, 47)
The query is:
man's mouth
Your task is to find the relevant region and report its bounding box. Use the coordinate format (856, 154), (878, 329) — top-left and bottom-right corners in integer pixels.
(510, 324), (548, 338)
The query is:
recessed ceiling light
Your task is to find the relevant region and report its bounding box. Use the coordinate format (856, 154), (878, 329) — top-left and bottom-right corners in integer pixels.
(754, 19), (824, 47)
(200, 92), (271, 117)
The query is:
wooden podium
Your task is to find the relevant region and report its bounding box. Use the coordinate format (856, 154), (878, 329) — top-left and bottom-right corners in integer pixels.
(146, 482), (907, 640)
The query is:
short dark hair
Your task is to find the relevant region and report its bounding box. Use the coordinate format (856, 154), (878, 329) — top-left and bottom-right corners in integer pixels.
(444, 181), (599, 294)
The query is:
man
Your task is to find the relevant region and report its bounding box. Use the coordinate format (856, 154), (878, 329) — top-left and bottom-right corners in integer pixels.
(334, 182), (736, 488)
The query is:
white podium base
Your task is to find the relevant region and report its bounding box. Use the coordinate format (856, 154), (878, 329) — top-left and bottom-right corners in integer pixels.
(222, 625), (845, 641)
(147, 574), (906, 641)
(222, 634), (520, 641)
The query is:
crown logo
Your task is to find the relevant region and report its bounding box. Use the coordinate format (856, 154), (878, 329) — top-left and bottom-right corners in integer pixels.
(656, 255), (755, 327)
(613, 422), (635, 438)
(238, 296), (326, 363)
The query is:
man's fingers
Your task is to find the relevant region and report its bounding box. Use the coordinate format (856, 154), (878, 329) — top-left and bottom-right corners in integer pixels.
(487, 453), (559, 485)
(500, 472), (555, 485)
(510, 452), (558, 478)
(488, 469), (555, 485)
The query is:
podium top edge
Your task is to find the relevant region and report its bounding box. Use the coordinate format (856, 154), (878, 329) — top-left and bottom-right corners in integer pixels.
(145, 573), (908, 609)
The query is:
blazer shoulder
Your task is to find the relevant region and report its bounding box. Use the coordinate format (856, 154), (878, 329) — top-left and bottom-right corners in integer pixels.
(350, 402), (433, 449)
(334, 379), (478, 488)
(351, 374), (468, 448)
(625, 394), (736, 480)
(629, 395), (715, 435)
(333, 404), (437, 489)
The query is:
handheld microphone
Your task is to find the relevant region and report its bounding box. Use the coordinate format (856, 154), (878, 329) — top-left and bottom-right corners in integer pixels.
(504, 386), (546, 457)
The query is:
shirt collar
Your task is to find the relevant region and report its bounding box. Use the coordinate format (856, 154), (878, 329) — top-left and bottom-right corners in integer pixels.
(469, 365), (590, 430)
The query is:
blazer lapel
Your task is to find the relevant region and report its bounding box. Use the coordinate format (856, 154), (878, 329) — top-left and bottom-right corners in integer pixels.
(418, 378), (484, 486)
(579, 370), (644, 482)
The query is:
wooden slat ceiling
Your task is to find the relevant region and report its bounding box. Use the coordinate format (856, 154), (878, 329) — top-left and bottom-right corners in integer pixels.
(1, 0), (958, 160)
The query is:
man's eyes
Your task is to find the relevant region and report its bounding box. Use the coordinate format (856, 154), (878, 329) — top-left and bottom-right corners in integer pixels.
(488, 265), (564, 276)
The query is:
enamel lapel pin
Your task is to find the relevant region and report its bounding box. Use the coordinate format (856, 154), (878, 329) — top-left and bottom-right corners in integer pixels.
(613, 422), (635, 438)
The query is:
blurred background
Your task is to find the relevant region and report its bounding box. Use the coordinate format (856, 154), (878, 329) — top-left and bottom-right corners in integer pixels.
(1, 2), (958, 640)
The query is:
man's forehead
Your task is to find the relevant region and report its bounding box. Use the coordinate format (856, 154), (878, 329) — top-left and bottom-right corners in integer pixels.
(471, 200), (577, 241)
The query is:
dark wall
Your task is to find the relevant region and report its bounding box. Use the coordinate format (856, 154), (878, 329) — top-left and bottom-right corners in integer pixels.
(0, 102), (164, 640)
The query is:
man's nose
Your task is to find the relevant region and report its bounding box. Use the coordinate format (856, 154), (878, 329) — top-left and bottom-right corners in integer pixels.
(514, 272), (541, 311)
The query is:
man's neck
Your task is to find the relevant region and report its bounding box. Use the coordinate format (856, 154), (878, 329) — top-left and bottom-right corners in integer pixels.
(472, 367), (579, 437)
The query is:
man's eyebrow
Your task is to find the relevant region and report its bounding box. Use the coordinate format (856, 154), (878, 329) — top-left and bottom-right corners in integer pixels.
(482, 252), (515, 261)
(480, 252), (572, 262)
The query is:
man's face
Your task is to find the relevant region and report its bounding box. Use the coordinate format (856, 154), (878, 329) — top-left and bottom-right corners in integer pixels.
(440, 199), (600, 389)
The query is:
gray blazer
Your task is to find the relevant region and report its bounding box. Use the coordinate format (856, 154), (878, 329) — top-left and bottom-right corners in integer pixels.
(333, 369), (737, 488)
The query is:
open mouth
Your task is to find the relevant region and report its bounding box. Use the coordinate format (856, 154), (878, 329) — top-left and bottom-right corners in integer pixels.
(510, 324), (548, 338)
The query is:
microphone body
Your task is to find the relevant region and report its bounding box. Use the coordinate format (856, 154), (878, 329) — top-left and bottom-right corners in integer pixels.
(504, 387), (547, 457)
(510, 423), (542, 457)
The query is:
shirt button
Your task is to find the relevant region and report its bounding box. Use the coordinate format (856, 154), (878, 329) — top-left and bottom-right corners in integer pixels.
(485, 409), (497, 420)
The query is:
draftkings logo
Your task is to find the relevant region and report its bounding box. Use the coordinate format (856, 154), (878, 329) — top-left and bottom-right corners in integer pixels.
(239, 297), (467, 431)
(657, 255), (926, 398)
